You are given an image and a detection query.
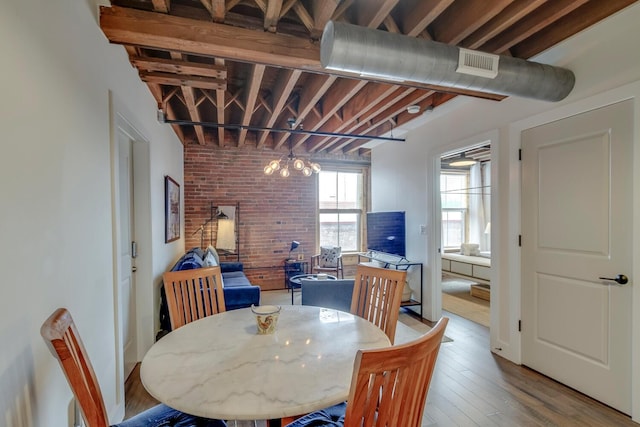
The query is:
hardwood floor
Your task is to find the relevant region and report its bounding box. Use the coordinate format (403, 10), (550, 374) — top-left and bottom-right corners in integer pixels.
(125, 291), (635, 426)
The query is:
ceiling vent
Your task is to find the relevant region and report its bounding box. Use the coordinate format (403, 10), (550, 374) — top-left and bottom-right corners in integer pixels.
(321, 21), (575, 102)
(457, 48), (499, 79)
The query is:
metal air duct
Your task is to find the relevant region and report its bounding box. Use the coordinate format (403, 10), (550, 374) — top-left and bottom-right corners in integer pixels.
(320, 21), (575, 102)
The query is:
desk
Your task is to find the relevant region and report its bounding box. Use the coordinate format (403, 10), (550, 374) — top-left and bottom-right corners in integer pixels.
(141, 306), (390, 421)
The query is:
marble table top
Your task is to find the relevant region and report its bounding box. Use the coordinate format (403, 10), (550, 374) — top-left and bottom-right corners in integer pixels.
(140, 305), (390, 421)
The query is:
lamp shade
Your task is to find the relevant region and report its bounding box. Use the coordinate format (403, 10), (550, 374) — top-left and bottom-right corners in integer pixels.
(290, 241), (300, 252)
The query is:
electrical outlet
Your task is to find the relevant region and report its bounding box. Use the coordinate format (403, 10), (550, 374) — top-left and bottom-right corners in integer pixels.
(419, 224), (427, 235)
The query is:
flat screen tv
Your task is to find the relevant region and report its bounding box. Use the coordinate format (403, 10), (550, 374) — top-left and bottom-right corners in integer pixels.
(366, 211), (406, 257)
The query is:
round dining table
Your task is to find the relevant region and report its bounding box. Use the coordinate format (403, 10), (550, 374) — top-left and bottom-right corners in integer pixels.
(140, 305), (390, 421)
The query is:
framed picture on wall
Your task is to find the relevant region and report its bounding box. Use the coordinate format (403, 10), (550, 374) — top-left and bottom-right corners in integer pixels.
(165, 175), (180, 243)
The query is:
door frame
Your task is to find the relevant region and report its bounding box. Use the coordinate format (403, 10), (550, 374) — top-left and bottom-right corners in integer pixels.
(109, 92), (152, 421)
(510, 81), (640, 421)
(427, 130), (499, 343)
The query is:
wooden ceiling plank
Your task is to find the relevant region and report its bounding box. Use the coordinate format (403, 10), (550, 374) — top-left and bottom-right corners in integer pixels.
(310, 0), (340, 39)
(264, 0), (283, 32)
(511, 0), (639, 59)
(151, 0), (170, 13)
(430, 0), (515, 45)
(480, 0), (588, 54)
(257, 69), (302, 148)
(139, 71), (226, 90)
(131, 56), (227, 78)
(401, 0), (454, 37)
(211, 0), (226, 23)
(273, 74), (337, 149)
(292, 78), (368, 148)
(356, 0), (400, 28)
(237, 64), (266, 146)
(462, 0), (549, 49)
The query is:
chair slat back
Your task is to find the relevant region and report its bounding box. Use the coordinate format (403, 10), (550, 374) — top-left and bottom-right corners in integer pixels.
(40, 308), (110, 427)
(350, 264), (406, 344)
(344, 317), (449, 427)
(162, 266), (226, 330)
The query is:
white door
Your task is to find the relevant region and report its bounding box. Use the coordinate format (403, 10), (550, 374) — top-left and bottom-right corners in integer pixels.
(118, 130), (137, 379)
(521, 99), (633, 414)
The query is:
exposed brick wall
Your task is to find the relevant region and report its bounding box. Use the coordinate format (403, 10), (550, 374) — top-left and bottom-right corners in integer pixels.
(184, 144), (367, 290)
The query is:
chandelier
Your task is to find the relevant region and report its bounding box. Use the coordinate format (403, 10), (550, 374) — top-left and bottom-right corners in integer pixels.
(264, 119), (321, 177)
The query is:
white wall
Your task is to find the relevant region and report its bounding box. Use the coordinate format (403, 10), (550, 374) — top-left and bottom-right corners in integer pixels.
(371, 2), (640, 421)
(0, 1), (185, 425)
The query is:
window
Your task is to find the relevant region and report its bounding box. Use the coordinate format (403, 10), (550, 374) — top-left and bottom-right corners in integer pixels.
(441, 172), (468, 249)
(318, 170), (364, 252)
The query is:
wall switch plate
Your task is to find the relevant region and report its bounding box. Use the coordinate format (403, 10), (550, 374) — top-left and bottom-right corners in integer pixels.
(419, 225), (427, 235)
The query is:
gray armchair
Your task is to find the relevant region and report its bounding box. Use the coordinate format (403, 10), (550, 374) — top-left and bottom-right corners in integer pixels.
(300, 279), (354, 312)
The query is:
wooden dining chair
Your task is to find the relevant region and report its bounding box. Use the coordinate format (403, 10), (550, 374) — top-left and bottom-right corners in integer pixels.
(162, 266), (226, 330)
(40, 308), (226, 427)
(286, 317), (449, 427)
(350, 264), (407, 344)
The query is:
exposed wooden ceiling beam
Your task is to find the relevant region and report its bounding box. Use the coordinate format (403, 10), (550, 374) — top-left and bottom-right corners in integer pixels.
(480, 0), (588, 54)
(257, 69), (302, 148)
(430, 0), (515, 45)
(151, 0), (170, 13)
(264, 0), (283, 32)
(357, 0), (400, 29)
(310, 0), (340, 39)
(215, 58), (226, 146)
(306, 84), (401, 151)
(100, 6), (505, 101)
(461, 0), (549, 49)
(292, 79), (368, 148)
(139, 71), (226, 90)
(273, 74), (337, 149)
(237, 64), (266, 146)
(131, 56), (227, 78)
(211, 0), (226, 22)
(171, 52), (206, 145)
(400, 0), (454, 37)
(100, 6), (318, 69)
(511, 0), (639, 59)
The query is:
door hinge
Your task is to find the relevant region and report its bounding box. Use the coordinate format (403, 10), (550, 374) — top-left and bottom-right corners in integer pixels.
(519, 148), (522, 161)
(518, 235), (522, 247)
(132, 241), (138, 258)
(518, 320), (522, 332)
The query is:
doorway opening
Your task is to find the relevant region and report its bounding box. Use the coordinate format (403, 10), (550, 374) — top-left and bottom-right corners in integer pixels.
(439, 143), (491, 327)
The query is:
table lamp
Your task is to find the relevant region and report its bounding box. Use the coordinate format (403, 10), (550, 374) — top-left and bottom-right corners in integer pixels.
(289, 241), (300, 260)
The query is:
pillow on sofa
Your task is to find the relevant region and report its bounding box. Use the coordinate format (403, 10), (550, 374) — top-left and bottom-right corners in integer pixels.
(205, 245), (220, 265)
(203, 251), (218, 267)
(319, 246), (341, 267)
(461, 243), (481, 256)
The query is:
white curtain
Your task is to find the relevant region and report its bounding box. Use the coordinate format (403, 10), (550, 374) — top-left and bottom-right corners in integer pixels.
(468, 163), (485, 248)
(482, 163), (491, 252)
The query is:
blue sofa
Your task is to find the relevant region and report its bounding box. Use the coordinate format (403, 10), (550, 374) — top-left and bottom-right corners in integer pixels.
(159, 247), (261, 334)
